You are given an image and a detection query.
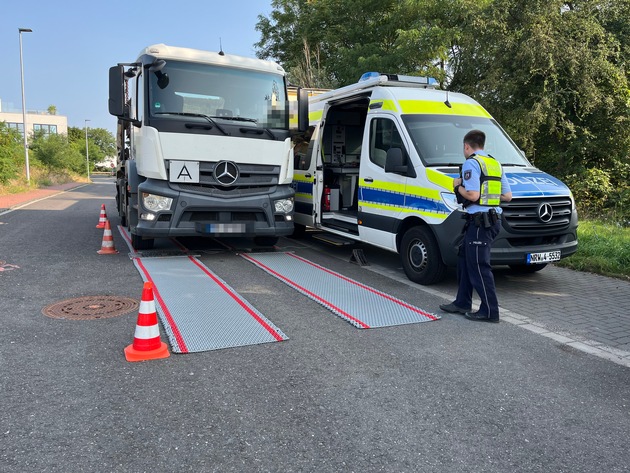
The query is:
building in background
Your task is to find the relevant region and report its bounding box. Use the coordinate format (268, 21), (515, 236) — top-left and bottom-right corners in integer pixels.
(0, 98), (68, 137)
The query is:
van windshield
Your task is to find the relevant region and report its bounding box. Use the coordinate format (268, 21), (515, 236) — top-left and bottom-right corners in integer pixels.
(148, 60), (288, 129)
(401, 115), (530, 167)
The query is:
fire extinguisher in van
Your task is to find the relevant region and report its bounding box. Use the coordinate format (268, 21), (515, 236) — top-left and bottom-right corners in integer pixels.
(323, 186), (331, 212)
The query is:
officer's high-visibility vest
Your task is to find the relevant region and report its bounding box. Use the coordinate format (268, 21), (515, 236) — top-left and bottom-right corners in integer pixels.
(466, 154), (502, 207)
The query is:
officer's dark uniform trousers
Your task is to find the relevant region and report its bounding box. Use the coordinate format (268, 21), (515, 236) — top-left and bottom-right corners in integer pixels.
(454, 215), (501, 319)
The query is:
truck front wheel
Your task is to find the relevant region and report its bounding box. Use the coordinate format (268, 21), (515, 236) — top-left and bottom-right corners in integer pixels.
(254, 236), (279, 247)
(400, 226), (447, 285)
(131, 232), (154, 250)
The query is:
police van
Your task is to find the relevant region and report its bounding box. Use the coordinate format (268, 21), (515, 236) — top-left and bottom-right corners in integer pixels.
(291, 72), (578, 285)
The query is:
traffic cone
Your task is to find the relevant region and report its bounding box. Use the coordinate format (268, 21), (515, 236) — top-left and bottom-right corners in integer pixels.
(124, 282), (170, 362)
(96, 204), (108, 229)
(97, 220), (119, 255)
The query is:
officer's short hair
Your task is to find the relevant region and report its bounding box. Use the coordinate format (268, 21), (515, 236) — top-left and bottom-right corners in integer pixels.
(464, 130), (486, 149)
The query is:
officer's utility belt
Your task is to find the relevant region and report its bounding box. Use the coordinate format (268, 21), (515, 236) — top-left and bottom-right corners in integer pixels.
(463, 209), (500, 228)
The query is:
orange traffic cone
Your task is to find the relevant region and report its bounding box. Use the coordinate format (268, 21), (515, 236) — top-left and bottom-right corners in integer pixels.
(96, 204), (108, 229)
(97, 220), (119, 255)
(124, 282), (170, 362)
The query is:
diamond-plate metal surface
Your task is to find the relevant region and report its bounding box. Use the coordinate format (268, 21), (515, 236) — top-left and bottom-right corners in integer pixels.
(133, 256), (287, 353)
(242, 252), (439, 328)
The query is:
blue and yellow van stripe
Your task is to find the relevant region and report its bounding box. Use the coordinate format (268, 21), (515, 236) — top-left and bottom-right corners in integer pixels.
(359, 179), (450, 220)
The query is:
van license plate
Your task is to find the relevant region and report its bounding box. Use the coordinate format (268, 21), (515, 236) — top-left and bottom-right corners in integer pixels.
(526, 251), (561, 264)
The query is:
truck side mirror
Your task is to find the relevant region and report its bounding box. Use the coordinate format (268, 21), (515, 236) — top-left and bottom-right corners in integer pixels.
(108, 66), (126, 118)
(385, 148), (416, 177)
(297, 87), (309, 133)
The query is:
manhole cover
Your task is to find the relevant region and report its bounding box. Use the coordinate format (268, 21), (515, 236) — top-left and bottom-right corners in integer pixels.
(42, 296), (139, 320)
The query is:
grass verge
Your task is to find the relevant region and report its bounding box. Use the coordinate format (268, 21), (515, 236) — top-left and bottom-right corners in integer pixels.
(556, 219), (630, 281)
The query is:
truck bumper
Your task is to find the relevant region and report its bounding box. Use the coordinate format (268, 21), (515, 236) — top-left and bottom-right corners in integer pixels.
(134, 179), (294, 238)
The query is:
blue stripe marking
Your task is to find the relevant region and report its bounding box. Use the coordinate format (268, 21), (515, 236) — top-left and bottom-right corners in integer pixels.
(361, 187), (449, 214)
(295, 181), (313, 194)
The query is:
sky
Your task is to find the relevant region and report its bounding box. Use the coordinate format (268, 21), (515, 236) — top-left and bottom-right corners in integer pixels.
(1, 0), (274, 134)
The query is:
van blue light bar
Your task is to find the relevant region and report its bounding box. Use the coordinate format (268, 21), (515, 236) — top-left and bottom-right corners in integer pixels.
(358, 72), (437, 85)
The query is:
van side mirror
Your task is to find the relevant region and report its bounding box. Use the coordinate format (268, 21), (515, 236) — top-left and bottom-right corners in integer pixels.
(297, 87), (309, 133)
(385, 148), (416, 177)
(108, 66), (126, 118)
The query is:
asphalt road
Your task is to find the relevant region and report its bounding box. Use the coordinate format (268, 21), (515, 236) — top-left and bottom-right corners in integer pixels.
(1, 177), (629, 473)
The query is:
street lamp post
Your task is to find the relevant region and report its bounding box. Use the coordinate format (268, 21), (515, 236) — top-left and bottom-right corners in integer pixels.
(19, 28), (33, 184)
(85, 119), (91, 181)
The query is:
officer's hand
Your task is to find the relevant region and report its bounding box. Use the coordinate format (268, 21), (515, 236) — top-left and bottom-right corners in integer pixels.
(453, 177), (462, 187)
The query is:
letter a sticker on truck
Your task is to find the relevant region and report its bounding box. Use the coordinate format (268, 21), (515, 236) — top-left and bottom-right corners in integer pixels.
(170, 160), (200, 183)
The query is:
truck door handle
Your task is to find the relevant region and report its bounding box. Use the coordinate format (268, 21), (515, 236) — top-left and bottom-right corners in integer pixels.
(305, 173), (311, 178)
(364, 177), (374, 183)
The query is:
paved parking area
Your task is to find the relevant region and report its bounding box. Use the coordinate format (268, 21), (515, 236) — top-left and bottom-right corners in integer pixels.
(3, 181), (630, 368)
(356, 248), (630, 368)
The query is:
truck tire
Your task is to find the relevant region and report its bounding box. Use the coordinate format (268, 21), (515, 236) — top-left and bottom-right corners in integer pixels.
(126, 198), (154, 250)
(254, 236), (279, 247)
(131, 231), (154, 250)
(290, 223), (306, 238)
(400, 226), (447, 285)
(509, 263), (547, 273)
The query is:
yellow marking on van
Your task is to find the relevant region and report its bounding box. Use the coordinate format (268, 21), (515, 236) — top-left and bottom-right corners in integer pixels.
(426, 168), (456, 191)
(398, 100), (492, 118)
(370, 99), (399, 112)
(309, 110), (323, 122)
(359, 179), (442, 201)
(293, 175), (313, 183)
(359, 179), (405, 193)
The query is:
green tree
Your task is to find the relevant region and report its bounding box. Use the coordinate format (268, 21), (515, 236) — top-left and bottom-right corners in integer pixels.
(30, 132), (84, 173)
(256, 0), (441, 87)
(448, 0), (630, 182)
(0, 122), (24, 183)
(67, 126), (116, 170)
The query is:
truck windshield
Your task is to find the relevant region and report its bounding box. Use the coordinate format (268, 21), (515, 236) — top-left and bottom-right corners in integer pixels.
(401, 115), (530, 167)
(148, 60), (288, 129)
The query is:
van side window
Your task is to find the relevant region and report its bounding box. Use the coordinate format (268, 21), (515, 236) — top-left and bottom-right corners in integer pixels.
(293, 126), (315, 170)
(369, 118), (404, 168)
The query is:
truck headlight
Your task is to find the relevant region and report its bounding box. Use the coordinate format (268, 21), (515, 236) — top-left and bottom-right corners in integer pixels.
(274, 198), (294, 214)
(142, 193), (173, 212)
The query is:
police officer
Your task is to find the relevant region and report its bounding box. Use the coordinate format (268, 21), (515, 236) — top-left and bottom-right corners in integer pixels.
(440, 130), (512, 323)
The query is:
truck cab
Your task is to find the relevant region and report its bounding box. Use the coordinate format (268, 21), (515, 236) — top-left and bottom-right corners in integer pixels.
(109, 44), (308, 249)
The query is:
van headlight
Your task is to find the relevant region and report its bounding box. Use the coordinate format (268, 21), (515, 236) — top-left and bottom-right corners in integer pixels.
(142, 193), (173, 212)
(441, 192), (462, 211)
(274, 198), (294, 214)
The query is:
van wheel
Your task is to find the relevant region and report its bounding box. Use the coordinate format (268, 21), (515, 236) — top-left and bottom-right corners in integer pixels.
(254, 236), (279, 247)
(509, 263), (547, 273)
(400, 226), (447, 285)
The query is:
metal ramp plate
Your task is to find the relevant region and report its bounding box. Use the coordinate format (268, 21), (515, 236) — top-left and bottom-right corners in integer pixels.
(132, 256), (287, 353)
(312, 232), (355, 246)
(241, 252), (439, 328)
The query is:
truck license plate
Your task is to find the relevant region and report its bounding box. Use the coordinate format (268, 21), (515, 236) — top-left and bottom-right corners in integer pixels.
(170, 160), (200, 183)
(196, 223), (246, 234)
(526, 251), (561, 264)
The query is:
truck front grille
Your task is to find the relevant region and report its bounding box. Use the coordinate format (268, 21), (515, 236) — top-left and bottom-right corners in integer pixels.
(169, 161), (280, 196)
